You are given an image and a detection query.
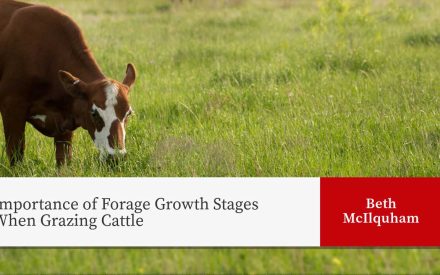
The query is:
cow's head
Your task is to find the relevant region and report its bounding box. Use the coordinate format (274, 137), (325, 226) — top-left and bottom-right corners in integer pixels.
(58, 64), (136, 161)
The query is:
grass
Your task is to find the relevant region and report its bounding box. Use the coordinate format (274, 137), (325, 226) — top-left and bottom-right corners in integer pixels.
(0, 0), (439, 273)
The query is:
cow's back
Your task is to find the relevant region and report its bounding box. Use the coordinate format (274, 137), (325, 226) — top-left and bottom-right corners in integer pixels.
(0, 1), (102, 94)
(0, 1), (30, 75)
(0, 0), (30, 33)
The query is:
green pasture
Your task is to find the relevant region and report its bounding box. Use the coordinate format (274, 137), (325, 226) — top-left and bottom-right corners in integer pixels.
(0, 0), (439, 273)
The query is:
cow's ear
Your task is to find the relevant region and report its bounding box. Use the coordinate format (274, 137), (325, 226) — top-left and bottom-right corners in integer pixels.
(58, 70), (87, 98)
(122, 63), (136, 89)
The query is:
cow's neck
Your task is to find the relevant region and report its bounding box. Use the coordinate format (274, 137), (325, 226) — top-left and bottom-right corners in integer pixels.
(33, 53), (106, 134)
(69, 50), (106, 83)
(57, 48), (106, 132)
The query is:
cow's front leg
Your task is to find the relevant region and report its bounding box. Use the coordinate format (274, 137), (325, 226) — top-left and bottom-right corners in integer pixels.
(1, 110), (26, 166)
(54, 132), (73, 167)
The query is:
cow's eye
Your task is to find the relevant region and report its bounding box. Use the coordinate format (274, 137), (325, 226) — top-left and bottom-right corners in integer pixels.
(91, 109), (99, 119)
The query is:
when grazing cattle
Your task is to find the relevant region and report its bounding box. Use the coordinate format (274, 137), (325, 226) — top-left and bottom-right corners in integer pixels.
(0, 0), (137, 166)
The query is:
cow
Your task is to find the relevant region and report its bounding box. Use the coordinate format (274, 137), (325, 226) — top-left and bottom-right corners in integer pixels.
(0, 0), (137, 167)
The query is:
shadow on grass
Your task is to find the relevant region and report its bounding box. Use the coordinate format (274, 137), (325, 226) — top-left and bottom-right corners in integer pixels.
(150, 136), (235, 176)
(310, 51), (378, 74)
(405, 32), (440, 46)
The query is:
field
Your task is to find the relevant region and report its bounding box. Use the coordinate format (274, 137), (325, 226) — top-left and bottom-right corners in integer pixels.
(0, 0), (440, 273)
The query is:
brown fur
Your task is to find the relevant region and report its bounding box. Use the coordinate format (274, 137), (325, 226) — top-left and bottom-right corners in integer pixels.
(0, 0), (136, 166)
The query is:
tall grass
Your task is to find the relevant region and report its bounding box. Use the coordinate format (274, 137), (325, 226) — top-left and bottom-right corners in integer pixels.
(1, 0), (440, 177)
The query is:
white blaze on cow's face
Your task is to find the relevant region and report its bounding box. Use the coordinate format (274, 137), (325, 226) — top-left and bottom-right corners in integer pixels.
(58, 63), (137, 162)
(91, 82), (132, 160)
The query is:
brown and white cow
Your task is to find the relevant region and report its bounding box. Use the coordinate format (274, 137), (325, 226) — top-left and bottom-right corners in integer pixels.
(0, 0), (137, 166)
